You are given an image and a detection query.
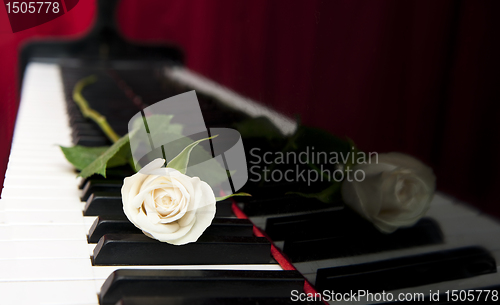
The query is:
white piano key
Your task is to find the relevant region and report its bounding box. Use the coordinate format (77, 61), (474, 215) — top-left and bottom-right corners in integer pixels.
(10, 143), (72, 154)
(12, 138), (72, 146)
(3, 176), (80, 189)
(0, 226), (10, 241)
(13, 124), (70, 132)
(0, 198), (84, 212)
(0, 240), (91, 259)
(1, 187), (80, 199)
(3, 210), (85, 225)
(84, 216), (98, 233)
(4, 169), (77, 180)
(0, 280), (98, 305)
(7, 155), (73, 165)
(8, 148), (69, 158)
(0, 258), (94, 281)
(0, 224), (87, 241)
(11, 129), (69, 137)
(88, 243), (97, 256)
(5, 163), (76, 173)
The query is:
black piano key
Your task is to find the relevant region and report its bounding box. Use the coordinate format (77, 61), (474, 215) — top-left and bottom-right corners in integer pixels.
(315, 246), (497, 293)
(92, 234), (272, 265)
(78, 167), (134, 189)
(67, 110), (85, 121)
(100, 269), (305, 305)
(88, 216), (254, 243)
(75, 135), (110, 147)
(266, 210), (345, 241)
(282, 217), (443, 262)
(203, 218), (254, 237)
(116, 296), (320, 305)
(71, 124), (103, 137)
(71, 129), (104, 143)
(241, 194), (342, 216)
(241, 184), (300, 198)
(87, 216), (135, 243)
(81, 180), (122, 201)
(84, 192), (124, 217)
(267, 208), (442, 240)
(69, 115), (88, 126)
(214, 199), (235, 217)
(84, 194), (234, 218)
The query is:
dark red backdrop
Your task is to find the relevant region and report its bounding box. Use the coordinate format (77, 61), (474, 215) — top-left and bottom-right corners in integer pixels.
(1, 0), (499, 216)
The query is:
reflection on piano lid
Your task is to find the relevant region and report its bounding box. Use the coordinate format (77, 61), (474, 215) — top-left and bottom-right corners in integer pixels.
(2, 0), (499, 304)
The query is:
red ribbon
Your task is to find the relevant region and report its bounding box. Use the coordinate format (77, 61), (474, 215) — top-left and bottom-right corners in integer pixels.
(231, 201), (327, 304)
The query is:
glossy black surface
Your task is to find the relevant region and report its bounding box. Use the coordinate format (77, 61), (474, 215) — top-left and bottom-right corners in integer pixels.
(84, 195), (235, 218)
(240, 194), (341, 216)
(81, 180), (123, 202)
(266, 208), (444, 262)
(315, 246), (497, 293)
(84, 192), (124, 217)
(93, 234), (272, 265)
(116, 296), (321, 305)
(100, 269), (304, 305)
(78, 167), (134, 189)
(88, 216), (254, 243)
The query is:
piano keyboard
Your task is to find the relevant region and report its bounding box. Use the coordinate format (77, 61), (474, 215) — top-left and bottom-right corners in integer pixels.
(0, 63), (285, 305)
(2, 61), (500, 305)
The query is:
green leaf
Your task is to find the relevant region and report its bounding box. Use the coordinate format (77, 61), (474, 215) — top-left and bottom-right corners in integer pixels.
(167, 135), (218, 174)
(130, 114), (181, 151)
(234, 116), (284, 140)
(288, 182), (341, 204)
(78, 134), (131, 178)
(216, 192), (252, 201)
(128, 114), (184, 167)
(132, 114), (183, 140)
(292, 126), (351, 156)
(284, 128), (358, 204)
(60, 146), (110, 171)
(60, 143), (130, 172)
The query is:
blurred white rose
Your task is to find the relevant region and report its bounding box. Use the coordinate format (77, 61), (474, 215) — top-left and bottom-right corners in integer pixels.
(122, 158), (216, 245)
(341, 152), (436, 233)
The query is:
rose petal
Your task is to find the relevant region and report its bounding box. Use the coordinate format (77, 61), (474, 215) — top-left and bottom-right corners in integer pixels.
(341, 152), (435, 233)
(139, 158), (165, 174)
(168, 204), (216, 245)
(122, 159), (218, 245)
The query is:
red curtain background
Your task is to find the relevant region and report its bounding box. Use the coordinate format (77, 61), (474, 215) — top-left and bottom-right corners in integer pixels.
(1, 0), (499, 216)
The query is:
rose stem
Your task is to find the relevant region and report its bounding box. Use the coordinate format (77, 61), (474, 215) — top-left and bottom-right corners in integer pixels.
(72, 75), (121, 143)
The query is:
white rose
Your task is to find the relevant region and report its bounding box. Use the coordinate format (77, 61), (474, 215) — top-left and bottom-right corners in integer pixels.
(341, 152), (436, 233)
(121, 158), (216, 245)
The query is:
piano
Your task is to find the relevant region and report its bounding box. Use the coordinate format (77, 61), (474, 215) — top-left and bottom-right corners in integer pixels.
(1, 1), (499, 304)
